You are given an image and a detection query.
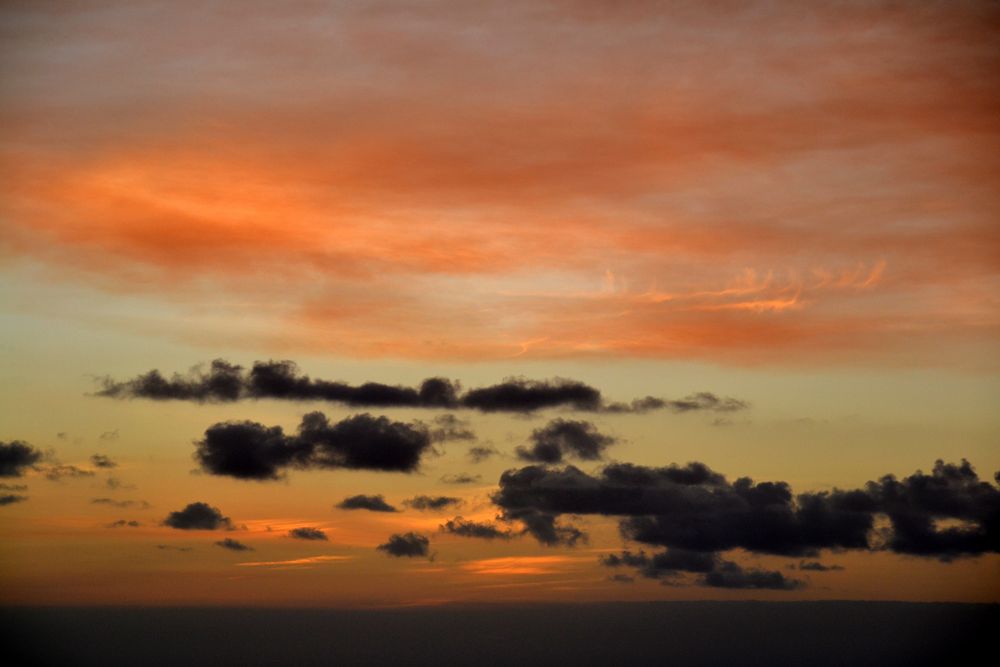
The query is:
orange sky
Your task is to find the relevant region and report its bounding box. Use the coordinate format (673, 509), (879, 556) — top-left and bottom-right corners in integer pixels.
(1, 0), (998, 607)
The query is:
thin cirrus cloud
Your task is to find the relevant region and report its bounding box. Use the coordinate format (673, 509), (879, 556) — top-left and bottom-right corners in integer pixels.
(95, 359), (748, 415)
(3, 2), (996, 365)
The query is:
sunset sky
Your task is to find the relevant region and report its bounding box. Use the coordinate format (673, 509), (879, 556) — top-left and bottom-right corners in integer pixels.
(1, 1), (998, 609)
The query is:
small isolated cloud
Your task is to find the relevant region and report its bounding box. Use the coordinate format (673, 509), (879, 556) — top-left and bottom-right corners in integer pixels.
(703, 562), (802, 590)
(0, 483), (27, 491)
(289, 527), (328, 541)
(156, 545), (192, 552)
(467, 446), (498, 463)
(404, 495), (461, 511)
(105, 476), (136, 491)
(107, 519), (140, 528)
(42, 464), (96, 481)
(99, 430), (120, 441)
(440, 473), (481, 484)
(440, 517), (512, 540)
(377, 532), (430, 558)
(515, 419), (615, 463)
(163, 502), (234, 530)
(0, 441), (43, 477)
(216, 538), (253, 551)
(428, 414), (476, 442)
(0, 494), (28, 506)
(90, 454), (118, 469)
(797, 561), (844, 572)
(336, 494), (398, 512)
(91, 497), (150, 509)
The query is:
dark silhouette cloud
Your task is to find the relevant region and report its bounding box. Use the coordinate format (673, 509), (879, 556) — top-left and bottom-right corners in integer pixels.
(105, 476), (135, 491)
(499, 508), (586, 547)
(0, 483), (27, 491)
(516, 419), (615, 463)
(377, 532), (430, 558)
(97, 360), (748, 415)
(156, 545), (192, 552)
(0, 441), (43, 477)
(494, 458), (1000, 563)
(216, 538), (253, 551)
(90, 454), (117, 469)
(600, 549), (718, 577)
(703, 562), (802, 590)
(163, 502), (234, 530)
(91, 498), (150, 509)
(195, 412), (433, 480)
(440, 517), (512, 540)
(336, 494), (398, 513)
(0, 494), (27, 506)
(797, 561), (844, 572)
(404, 495), (461, 511)
(866, 459), (1000, 560)
(107, 519), (140, 528)
(289, 527), (328, 541)
(99, 429), (120, 441)
(461, 377), (602, 412)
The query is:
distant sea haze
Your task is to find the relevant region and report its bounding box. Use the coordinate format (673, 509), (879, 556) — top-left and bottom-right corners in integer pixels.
(3, 601), (995, 667)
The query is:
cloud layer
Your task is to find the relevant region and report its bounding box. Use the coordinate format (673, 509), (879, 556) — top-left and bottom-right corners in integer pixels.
(98, 360), (748, 414)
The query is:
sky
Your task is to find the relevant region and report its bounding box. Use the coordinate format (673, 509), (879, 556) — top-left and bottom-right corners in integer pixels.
(1, 0), (998, 608)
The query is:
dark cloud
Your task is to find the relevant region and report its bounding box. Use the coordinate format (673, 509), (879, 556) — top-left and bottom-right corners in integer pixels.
(163, 502), (234, 530)
(441, 473), (481, 484)
(99, 429), (120, 441)
(600, 549), (718, 578)
(461, 377), (602, 412)
(440, 517), (512, 540)
(336, 494), (398, 513)
(377, 532), (430, 558)
(467, 446), (499, 463)
(195, 412), (433, 480)
(156, 545), (192, 552)
(405, 495), (461, 511)
(0, 494), (28, 506)
(499, 508), (586, 547)
(97, 360), (748, 415)
(0, 441), (43, 477)
(107, 519), (140, 528)
(494, 458), (1000, 564)
(97, 359), (245, 401)
(91, 497), (150, 509)
(703, 562), (803, 590)
(289, 527), (328, 541)
(797, 561), (844, 572)
(0, 483), (27, 491)
(608, 574), (634, 583)
(866, 459), (1000, 560)
(216, 538), (253, 551)
(90, 454), (117, 469)
(516, 419), (615, 463)
(42, 464), (96, 481)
